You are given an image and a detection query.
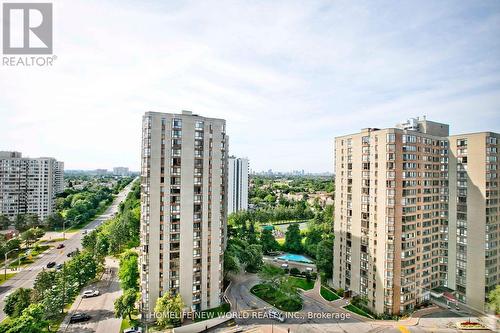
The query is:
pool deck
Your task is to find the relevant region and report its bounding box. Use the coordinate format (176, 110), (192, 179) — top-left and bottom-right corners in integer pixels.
(263, 254), (317, 272)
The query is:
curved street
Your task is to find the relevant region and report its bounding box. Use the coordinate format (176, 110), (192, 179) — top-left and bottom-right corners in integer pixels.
(225, 272), (491, 333)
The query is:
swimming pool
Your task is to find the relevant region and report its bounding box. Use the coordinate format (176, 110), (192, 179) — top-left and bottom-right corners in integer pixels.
(277, 253), (313, 264)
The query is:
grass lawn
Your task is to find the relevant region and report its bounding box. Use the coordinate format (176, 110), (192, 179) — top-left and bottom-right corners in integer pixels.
(344, 304), (375, 319)
(320, 286), (341, 301)
(289, 276), (314, 290)
(8, 256), (34, 268)
(30, 245), (51, 257)
(42, 237), (66, 243)
(251, 283), (302, 312)
(194, 302), (231, 322)
(0, 273), (15, 285)
(120, 314), (140, 331)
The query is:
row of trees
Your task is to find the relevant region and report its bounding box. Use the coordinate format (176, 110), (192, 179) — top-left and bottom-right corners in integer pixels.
(78, 180), (142, 325)
(114, 250), (140, 321)
(82, 180), (140, 257)
(230, 201), (314, 226)
(0, 249), (99, 332)
(0, 177), (134, 233)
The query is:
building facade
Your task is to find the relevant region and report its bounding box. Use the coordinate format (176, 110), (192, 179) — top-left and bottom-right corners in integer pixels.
(334, 118), (450, 315)
(0, 151), (64, 221)
(447, 132), (499, 312)
(113, 167), (130, 176)
(228, 157), (249, 215)
(140, 111), (228, 318)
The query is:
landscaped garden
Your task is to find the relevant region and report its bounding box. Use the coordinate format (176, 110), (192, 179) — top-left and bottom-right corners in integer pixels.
(344, 304), (374, 319)
(251, 283), (302, 312)
(320, 286), (341, 301)
(288, 276), (314, 290)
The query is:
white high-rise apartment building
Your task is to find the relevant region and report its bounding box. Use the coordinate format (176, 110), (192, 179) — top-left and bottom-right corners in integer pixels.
(0, 151), (65, 221)
(228, 157), (249, 214)
(140, 111), (228, 317)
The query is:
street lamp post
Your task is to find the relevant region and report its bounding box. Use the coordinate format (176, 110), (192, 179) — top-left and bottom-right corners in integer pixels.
(4, 248), (18, 280)
(62, 218), (66, 240)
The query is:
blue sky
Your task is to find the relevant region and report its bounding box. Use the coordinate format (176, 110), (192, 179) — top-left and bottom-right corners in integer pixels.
(0, 0), (499, 172)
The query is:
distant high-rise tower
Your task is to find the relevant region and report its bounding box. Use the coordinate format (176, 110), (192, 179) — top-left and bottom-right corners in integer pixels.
(140, 111), (228, 318)
(0, 151), (65, 221)
(228, 157), (249, 214)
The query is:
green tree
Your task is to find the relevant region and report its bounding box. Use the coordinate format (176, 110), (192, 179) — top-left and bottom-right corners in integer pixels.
(260, 229), (280, 254)
(154, 292), (184, 328)
(20, 229), (37, 247)
(32, 270), (57, 302)
(4, 288), (32, 318)
(119, 250), (139, 291)
(487, 285), (500, 314)
(223, 251), (240, 279)
(304, 225), (322, 258)
(0, 214), (10, 230)
(284, 223), (303, 253)
(247, 221), (258, 244)
(114, 289), (138, 320)
(46, 212), (65, 230)
(14, 215), (27, 232)
(25, 214), (40, 229)
(316, 238), (334, 278)
(258, 263), (285, 289)
(241, 244), (263, 273)
(0, 303), (49, 333)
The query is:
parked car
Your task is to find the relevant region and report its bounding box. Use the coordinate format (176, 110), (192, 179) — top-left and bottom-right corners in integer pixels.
(123, 327), (143, 333)
(56, 244), (65, 249)
(56, 263), (63, 270)
(69, 313), (91, 323)
(46, 261), (56, 268)
(82, 289), (100, 298)
(267, 309), (285, 323)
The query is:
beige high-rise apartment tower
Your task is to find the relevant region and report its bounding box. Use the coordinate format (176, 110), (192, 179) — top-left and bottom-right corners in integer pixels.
(333, 118), (450, 315)
(140, 111), (228, 318)
(447, 132), (499, 312)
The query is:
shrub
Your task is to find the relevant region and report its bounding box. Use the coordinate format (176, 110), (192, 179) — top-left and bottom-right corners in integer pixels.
(290, 267), (300, 276)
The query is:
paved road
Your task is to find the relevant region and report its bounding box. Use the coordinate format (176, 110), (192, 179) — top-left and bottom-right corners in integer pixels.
(226, 273), (373, 333)
(225, 273), (493, 333)
(58, 257), (122, 333)
(0, 182), (135, 323)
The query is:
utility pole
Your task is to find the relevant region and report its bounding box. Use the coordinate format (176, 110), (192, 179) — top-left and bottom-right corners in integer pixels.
(4, 248), (18, 280)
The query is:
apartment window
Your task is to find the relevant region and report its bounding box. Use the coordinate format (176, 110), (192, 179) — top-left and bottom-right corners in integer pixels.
(173, 118), (182, 128)
(195, 121), (204, 130)
(387, 133), (395, 143)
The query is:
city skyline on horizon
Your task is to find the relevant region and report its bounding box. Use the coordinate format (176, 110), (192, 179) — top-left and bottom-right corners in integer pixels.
(1, 1), (499, 172)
